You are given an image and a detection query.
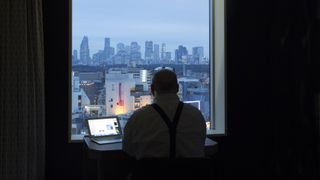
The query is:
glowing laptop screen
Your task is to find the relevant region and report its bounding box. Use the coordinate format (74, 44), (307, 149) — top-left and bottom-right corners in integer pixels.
(88, 118), (121, 137)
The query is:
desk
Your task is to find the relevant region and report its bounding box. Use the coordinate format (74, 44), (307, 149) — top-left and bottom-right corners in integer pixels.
(84, 136), (218, 158)
(83, 137), (218, 180)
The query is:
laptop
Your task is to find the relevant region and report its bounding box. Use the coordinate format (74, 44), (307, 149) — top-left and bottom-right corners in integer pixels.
(87, 117), (123, 144)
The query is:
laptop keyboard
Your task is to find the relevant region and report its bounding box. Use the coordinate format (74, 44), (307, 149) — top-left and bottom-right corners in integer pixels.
(92, 137), (122, 144)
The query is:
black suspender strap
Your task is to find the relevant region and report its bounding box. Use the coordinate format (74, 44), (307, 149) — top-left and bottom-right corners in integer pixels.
(151, 102), (184, 158)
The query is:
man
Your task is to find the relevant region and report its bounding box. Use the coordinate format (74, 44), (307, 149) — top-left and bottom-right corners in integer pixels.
(123, 69), (206, 159)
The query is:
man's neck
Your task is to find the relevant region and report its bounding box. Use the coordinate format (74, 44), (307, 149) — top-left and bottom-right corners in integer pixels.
(153, 93), (179, 104)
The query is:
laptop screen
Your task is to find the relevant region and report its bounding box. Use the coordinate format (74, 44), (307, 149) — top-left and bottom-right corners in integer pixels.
(87, 117), (121, 137)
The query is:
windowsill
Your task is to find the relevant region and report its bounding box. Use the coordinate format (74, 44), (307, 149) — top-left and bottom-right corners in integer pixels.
(70, 130), (225, 143)
(206, 129), (225, 135)
(69, 134), (85, 143)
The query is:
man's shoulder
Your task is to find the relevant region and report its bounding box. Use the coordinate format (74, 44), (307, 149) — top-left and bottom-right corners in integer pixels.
(131, 104), (154, 117)
(127, 104), (154, 126)
(182, 103), (202, 114)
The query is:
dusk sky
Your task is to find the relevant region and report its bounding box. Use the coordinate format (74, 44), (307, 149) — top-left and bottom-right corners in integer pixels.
(72, 0), (210, 57)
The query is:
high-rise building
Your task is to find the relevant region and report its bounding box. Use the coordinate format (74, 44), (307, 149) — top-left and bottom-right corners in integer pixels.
(130, 42), (141, 64)
(175, 45), (188, 64)
(110, 47), (115, 57)
(104, 37), (111, 59)
(114, 43), (130, 65)
(80, 36), (90, 65)
(165, 52), (172, 63)
(145, 41), (153, 64)
(161, 43), (166, 61)
(153, 44), (160, 64)
(92, 50), (105, 65)
(117, 43), (125, 53)
(131, 42), (141, 53)
(192, 47), (204, 64)
(73, 49), (78, 62)
(113, 50), (130, 65)
(125, 45), (131, 54)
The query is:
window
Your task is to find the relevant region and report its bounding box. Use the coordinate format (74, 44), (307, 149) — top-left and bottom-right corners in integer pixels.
(70, 0), (225, 141)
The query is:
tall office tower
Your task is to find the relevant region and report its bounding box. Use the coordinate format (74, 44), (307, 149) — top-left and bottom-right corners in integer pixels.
(153, 44), (160, 64)
(113, 50), (130, 65)
(117, 43), (125, 53)
(92, 50), (105, 65)
(73, 50), (78, 62)
(192, 46), (204, 64)
(110, 47), (115, 57)
(130, 42), (141, 64)
(125, 45), (131, 54)
(104, 37), (111, 59)
(175, 45), (188, 64)
(161, 43), (166, 61)
(80, 36), (90, 65)
(165, 52), (171, 63)
(114, 43), (129, 65)
(131, 42), (141, 53)
(145, 41), (153, 64)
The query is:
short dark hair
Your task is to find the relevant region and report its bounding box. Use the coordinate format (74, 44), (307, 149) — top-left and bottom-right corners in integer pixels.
(152, 69), (178, 94)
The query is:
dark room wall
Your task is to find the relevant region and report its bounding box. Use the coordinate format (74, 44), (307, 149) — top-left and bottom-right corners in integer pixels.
(43, 1), (85, 179)
(43, 0), (319, 180)
(215, 0), (319, 179)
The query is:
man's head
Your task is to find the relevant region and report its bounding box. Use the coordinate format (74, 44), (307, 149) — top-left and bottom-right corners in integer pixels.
(151, 69), (179, 96)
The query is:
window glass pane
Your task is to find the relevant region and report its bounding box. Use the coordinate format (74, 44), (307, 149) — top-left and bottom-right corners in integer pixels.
(71, 0), (214, 139)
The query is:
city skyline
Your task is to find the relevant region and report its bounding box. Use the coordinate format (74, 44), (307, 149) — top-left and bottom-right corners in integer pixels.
(73, 36), (207, 61)
(72, 0), (210, 57)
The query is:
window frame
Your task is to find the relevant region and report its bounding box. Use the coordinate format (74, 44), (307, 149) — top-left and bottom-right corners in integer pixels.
(207, 0), (227, 137)
(68, 0), (227, 142)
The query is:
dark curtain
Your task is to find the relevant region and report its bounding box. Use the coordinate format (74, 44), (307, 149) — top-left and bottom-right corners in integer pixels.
(0, 0), (45, 180)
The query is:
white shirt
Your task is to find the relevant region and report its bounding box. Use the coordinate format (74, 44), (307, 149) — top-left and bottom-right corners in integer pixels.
(123, 94), (206, 159)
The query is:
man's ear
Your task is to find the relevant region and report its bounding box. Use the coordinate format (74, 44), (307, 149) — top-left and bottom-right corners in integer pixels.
(175, 83), (179, 93)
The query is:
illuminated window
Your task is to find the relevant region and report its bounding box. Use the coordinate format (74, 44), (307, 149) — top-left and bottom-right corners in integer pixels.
(70, 0), (225, 141)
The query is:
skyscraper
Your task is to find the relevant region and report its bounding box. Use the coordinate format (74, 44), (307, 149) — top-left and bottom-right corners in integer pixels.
(114, 43), (129, 65)
(165, 52), (172, 62)
(110, 47), (115, 57)
(130, 42), (141, 64)
(125, 45), (131, 54)
(73, 49), (78, 63)
(175, 45), (188, 64)
(92, 50), (105, 65)
(104, 37), (111, 59)
(145, 41), (153, 64)
(117, 43), (125, 53)
(131, 42), (140, 52)
(161, 43), (166, 61)
(192, 47), (204, 64)
(80, 36), (90, 65)
(153, 44), (160, 64)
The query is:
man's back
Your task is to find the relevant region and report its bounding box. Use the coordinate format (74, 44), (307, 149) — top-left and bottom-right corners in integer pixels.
(123, 94), (206, 159)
